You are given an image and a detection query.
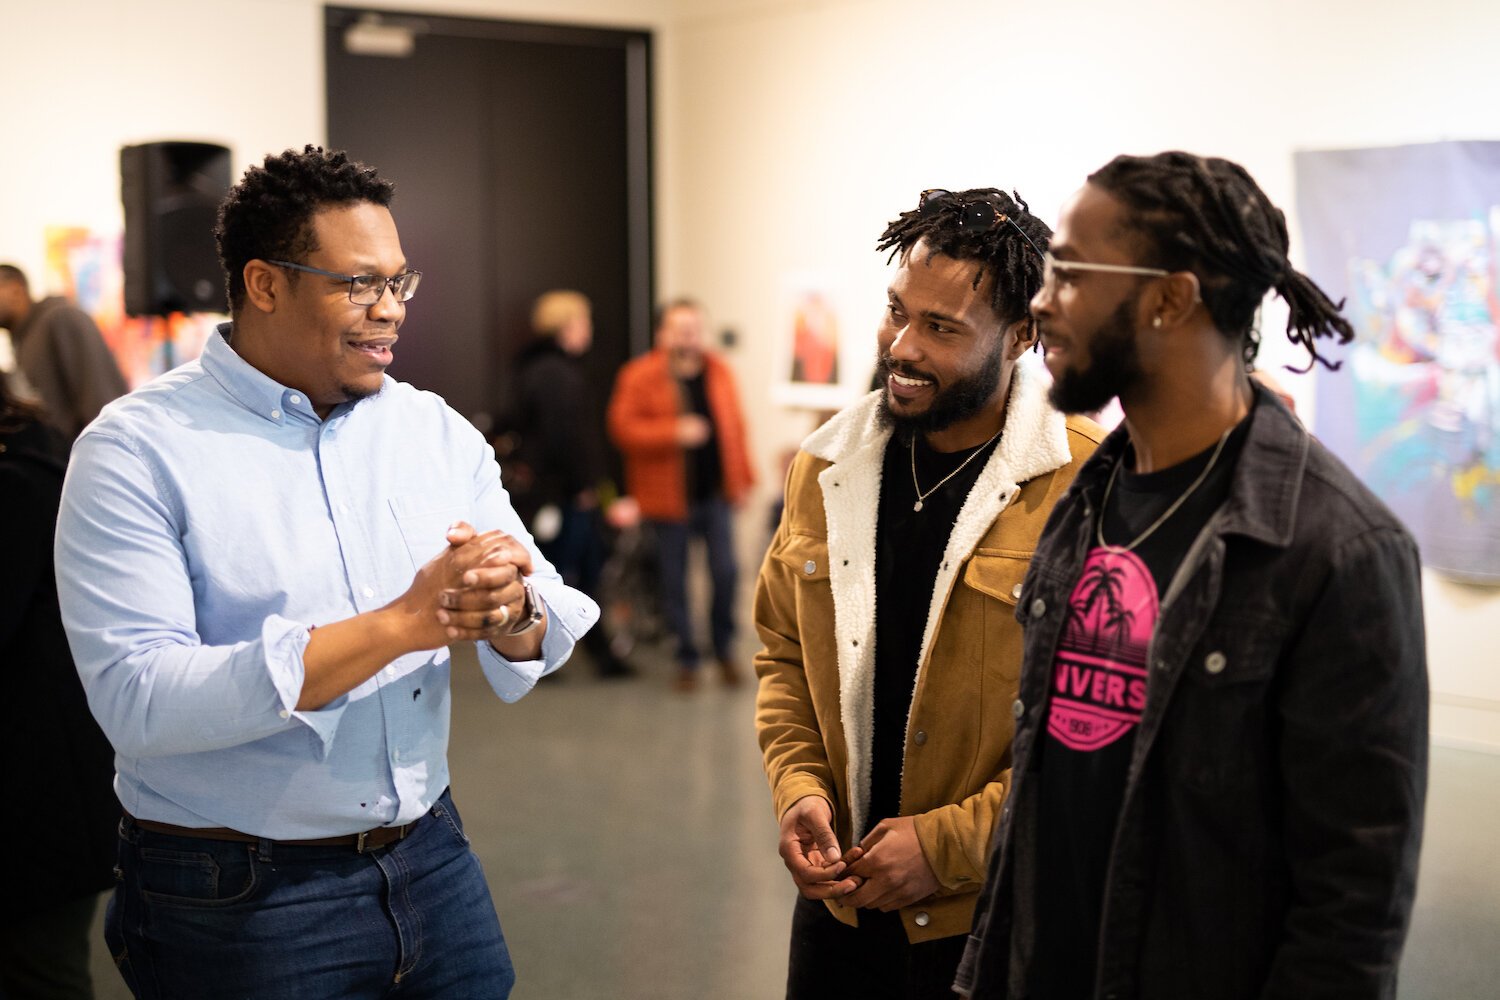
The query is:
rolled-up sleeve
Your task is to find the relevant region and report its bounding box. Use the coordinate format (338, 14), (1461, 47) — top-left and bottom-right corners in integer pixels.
(56, 432), (336, 757)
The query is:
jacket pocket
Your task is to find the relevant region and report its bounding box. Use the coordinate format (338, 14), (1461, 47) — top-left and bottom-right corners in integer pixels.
(961, 549), (1030, 606)
(961, 550), (1032, 684)
(389, 488), (471, 570)
(772, 531), (832, 583)
(1163, 615), (1282, 793)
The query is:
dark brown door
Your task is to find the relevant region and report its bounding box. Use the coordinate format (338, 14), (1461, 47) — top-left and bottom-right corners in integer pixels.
(325, 7), (652, 432)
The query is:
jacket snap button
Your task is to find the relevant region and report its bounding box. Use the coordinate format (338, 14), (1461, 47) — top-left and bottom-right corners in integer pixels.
(1029, 598), (1046, 618)
(914, 730), (927, 746)
(1011, 583), (1023, 599)
(1012, 699), (1024, 719)
(914, 911), (930, 927)
(803, 560), (817, 575)
(1205, 651), (1227, 674)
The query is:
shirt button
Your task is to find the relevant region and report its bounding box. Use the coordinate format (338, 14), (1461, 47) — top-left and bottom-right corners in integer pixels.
(362, 586), (375, 598)
(1011, 583), (1023, 599)
(913, 730), (927, 746)
(270, 408), (281, 419)
(1156, 658), (1170, 673)
(914, 911), (930, 927)
(278, 709), (290, 719)
(1012, 699), (1024, 719)
(803, 560), (817, 575)
(393, 749), (402, 762)
(385, 665), (396, 676)
(338, 503), (349, 514)
(1030, 598), (1046, 618)
(289, 394), (302, 405)
(1205, 651), (1227, 674)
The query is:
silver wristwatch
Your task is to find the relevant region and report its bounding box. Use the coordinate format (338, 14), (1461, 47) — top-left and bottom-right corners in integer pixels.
(505, 579), (545, 636)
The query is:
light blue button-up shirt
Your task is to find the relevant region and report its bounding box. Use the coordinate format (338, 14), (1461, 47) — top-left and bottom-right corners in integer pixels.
(56, 326), (598, 839)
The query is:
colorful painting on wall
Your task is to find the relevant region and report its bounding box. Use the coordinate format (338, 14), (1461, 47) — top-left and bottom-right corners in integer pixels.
(772, 272), (859, 411)
(44, 226), (219, 388)
(1296, 141), (1500, 583)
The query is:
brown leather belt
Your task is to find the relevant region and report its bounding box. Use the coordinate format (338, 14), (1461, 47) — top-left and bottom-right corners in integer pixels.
(125, 812), (415, 854)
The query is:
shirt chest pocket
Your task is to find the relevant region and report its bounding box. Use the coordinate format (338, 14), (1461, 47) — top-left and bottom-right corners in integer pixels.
(389, 489), (472, 571)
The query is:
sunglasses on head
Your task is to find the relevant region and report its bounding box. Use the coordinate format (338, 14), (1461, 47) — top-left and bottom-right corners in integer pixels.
(917, 189), (1047, 261)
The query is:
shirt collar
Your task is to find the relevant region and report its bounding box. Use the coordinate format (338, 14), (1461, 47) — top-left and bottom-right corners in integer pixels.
(200, 322), (322, 426)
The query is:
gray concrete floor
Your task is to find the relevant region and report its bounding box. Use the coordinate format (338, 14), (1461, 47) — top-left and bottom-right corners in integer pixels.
(87, 644), (1500, 999)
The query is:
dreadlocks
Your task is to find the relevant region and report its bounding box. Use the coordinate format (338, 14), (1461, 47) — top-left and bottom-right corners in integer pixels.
(1087, 151), (1354, 371)
(876, 188), (1051, 329)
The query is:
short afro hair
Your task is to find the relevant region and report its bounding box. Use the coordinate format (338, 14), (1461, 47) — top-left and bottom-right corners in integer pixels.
(215, 145), (395, 314)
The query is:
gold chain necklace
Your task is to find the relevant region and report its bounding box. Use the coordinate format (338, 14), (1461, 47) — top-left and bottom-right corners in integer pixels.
(909, 426), (1003, 512)
(1096, 425), (1233, 552)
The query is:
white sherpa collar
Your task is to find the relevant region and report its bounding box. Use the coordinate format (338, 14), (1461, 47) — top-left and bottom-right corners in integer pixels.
(804, 362), (1071, 840)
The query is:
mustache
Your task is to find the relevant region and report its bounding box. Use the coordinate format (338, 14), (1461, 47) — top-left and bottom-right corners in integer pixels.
(877, 354), (936, 382)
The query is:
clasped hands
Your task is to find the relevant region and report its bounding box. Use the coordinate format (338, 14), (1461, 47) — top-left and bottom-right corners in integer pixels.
(777, 795), (940, 913)
(394, 520), (536, 651)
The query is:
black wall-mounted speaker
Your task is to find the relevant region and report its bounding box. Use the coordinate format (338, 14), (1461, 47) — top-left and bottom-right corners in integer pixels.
(120, 141), (232, 316)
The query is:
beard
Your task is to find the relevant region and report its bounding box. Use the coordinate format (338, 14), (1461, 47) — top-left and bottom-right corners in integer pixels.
(336, 381), (383, 405)
(1046, 297), (1145, 415)
(877, 334), (1006, 437)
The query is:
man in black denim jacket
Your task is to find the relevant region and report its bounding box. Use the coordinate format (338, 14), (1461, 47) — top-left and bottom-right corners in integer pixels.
(955, 152), (1428, 1000)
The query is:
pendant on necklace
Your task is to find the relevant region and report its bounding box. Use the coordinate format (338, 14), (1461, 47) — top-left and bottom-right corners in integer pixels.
(913, 500), (924, 512)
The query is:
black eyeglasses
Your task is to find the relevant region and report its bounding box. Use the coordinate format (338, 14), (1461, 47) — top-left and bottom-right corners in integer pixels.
(269, 260), (422, 305)
(917, 189), (1047, 261)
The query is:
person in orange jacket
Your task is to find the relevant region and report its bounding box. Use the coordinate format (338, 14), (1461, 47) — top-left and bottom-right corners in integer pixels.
(607, 299), (754, 690)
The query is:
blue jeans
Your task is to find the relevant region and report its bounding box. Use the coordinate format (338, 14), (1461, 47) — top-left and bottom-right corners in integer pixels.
(650, 496), (738, 669)
(105, 789), (514, 999)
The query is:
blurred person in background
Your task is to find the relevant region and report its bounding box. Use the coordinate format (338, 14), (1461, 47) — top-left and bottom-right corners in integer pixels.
(608, 298), (754, 692)
(509, 289), (634, 678)
(0, 263), (127, 441)
(0, 370), (118, 999)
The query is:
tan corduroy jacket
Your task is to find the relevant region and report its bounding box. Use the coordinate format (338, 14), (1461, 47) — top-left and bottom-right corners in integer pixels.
(754, 364), (1102, 943)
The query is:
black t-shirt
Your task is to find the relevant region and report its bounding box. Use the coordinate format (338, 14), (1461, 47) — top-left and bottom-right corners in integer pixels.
(868, 428), (1002, 835)
(1030, 403), (1255, 999)
(679, 372), (723, 502)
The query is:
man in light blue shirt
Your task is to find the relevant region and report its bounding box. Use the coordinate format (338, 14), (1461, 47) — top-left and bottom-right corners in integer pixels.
(55, 145), (596, 999)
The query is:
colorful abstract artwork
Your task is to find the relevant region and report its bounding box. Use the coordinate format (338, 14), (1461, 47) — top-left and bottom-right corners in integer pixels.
(1296, 142), (1500, 583)
(44, 226), (218, 388)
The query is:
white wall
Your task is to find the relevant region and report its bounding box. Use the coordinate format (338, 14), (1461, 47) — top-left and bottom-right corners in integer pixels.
(0, 0), (667, 283)
(5, 0), (1497, 748)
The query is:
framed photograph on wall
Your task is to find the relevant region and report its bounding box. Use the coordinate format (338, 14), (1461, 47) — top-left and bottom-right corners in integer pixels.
(771, 271), (863, 411)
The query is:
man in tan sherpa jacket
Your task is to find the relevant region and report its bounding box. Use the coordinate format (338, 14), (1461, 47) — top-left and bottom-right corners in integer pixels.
(755, 187), (1102, 999)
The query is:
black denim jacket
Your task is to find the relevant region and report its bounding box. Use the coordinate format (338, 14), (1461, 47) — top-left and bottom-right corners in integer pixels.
(955, 386), (1429, 1000)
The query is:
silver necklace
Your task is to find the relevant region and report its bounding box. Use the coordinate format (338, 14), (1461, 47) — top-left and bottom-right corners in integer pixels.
(1096, 425), (1233, 552)
(910, 426), (1003, 512)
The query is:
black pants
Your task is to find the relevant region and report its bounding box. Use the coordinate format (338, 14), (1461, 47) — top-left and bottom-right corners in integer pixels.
(786, 895), (967, 1000)
(0, 893), (102, 1000)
